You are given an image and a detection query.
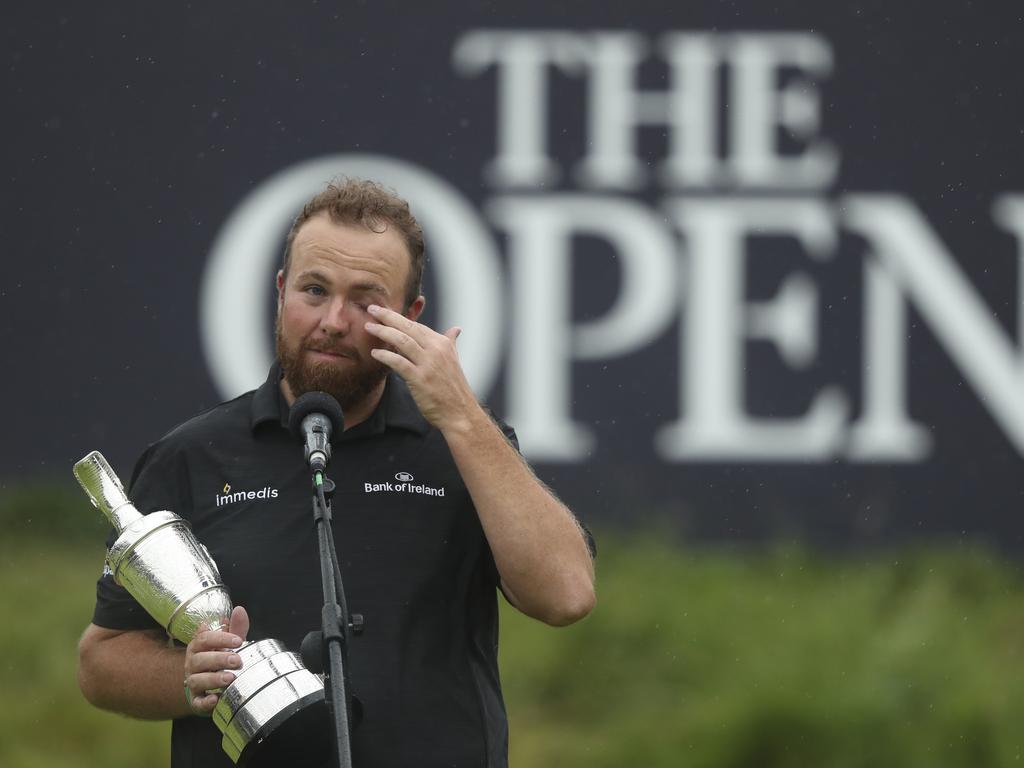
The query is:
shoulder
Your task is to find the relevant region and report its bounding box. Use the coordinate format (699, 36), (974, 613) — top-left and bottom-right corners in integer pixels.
(165, 390), (254, 442)
(129, 390), (256, 483)
(159, 390), (254, 448)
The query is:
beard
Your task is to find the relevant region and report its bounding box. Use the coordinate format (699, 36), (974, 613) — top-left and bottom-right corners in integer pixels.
(275, 314), (389, 412)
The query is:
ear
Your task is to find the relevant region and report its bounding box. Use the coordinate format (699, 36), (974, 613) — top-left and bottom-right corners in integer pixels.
(405, 295), (426, 323)
(276, 270), (285, 309)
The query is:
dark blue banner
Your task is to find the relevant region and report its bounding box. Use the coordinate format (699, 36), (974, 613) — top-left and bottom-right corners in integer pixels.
(5, 2), (1023, 545)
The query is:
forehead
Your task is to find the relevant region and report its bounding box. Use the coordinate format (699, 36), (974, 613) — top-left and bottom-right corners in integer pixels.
(289, 213), (411, 291)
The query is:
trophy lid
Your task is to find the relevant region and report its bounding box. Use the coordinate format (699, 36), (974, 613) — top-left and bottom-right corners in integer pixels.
(73, 450), (142, 533)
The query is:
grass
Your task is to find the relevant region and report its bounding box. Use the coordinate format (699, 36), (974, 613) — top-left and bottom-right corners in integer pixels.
(498, 534), (1024, 768)
(0, 541), (169, 768)
(4, 489), (1024, 767)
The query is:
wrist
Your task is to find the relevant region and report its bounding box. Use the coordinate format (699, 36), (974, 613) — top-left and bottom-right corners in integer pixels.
(437, 402), (487, 441)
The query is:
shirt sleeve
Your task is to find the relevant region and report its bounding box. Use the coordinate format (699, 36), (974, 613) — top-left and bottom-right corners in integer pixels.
(90, 439), (191, 631)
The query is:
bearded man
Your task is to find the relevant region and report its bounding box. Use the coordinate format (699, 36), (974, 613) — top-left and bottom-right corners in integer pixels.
(76, 179), (596, 768)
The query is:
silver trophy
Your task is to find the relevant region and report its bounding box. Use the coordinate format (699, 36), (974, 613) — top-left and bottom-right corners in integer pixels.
(74, 451), (329, 765)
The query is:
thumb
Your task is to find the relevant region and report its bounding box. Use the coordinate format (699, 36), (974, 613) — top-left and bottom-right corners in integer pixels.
(229, 605), (250, 644)
(445, 327), (462, 344)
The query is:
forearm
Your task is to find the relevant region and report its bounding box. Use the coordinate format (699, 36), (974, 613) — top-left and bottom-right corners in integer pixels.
(442, 405), (595, 626)
(78, 625), (191, 720)
(361, 304), (595, 623)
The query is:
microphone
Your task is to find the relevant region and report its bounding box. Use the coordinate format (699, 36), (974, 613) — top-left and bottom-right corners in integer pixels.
(288, 392), (345, 472)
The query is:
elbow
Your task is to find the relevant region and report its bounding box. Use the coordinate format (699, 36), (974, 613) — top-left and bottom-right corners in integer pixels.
(77, 630), (117, 712)
(541, 578), (596, 628)
(77, 651), (99, 708)
(78, 671), (104, 710)
(503, 561), (596, 627)
(77, 636), (104, 709)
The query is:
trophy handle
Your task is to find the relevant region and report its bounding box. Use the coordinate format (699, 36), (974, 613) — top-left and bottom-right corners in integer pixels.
(73, 451), (143, 534)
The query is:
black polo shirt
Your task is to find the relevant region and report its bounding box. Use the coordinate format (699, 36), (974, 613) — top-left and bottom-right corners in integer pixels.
(93, 365), (512, 768)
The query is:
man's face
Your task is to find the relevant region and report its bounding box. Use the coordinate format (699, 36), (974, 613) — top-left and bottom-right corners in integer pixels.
(275, 212), (424, 410)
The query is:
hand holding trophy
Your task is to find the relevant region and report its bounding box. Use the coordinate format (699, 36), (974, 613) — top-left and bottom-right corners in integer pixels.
(74, 451), (328, 766)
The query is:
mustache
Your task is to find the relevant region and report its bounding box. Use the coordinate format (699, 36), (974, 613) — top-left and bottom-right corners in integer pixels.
(304, 342), (359, 358)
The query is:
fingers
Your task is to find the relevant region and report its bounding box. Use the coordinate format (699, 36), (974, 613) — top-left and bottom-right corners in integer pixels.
(193, 668), (238, 689)
(365, 305), (460, 362)
(367, 303), (418, 334)
(184, 654), (240, 714)
(187, 625), (243, 673)
(369, 347), (416, 378)
(365, 321), (424, 359)
(366, 304), (411, 333)
(189, 647), (242, 673)
(184, 613), (247, 715)
(192, 617), (243, 649)
(188, 690), (220, 713)
(189, 666), (239, 695)
(229, 605), (250, 642)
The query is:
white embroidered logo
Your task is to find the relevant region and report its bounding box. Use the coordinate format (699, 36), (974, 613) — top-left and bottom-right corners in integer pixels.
(215, 482), (280, 507)
(365, 472), (445, 497)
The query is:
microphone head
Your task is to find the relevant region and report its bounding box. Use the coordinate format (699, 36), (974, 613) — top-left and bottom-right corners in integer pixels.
(288, 391), (345, 442)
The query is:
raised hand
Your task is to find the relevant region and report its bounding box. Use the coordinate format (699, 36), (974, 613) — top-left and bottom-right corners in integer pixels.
(365, 304), (479, 432)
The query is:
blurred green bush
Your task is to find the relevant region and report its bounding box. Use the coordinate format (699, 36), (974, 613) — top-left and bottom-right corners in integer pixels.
(3, 483), (1024, 767)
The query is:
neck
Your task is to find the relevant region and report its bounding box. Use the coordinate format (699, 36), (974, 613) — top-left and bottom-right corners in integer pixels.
(279, 376), (388, 431)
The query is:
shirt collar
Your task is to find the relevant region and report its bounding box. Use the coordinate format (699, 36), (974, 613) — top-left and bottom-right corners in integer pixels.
(249, 363), (430, 438)
(250, 363), (286, 431)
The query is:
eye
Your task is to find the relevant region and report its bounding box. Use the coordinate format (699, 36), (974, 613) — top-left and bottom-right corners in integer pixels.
(303, 284), (326, 297)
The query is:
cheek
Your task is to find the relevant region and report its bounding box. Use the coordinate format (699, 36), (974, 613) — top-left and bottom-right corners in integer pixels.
(279, 303), (318, 340)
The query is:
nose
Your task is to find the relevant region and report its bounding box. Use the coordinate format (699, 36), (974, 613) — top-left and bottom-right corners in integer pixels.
(319, 296), (355, 336)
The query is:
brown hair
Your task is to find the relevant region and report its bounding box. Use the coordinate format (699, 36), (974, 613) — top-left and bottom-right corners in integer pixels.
(282, 178), (425, 308)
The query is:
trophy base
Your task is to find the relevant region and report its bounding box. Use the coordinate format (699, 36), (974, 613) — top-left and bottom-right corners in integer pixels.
(218, 640), (331, 765)
(231, 689), (329, 767)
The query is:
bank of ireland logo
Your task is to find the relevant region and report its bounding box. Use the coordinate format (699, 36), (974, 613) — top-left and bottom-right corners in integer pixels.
(365, 471), (445, 497)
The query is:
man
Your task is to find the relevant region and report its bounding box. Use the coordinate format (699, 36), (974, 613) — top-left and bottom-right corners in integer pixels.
(77, 179), (596, 768)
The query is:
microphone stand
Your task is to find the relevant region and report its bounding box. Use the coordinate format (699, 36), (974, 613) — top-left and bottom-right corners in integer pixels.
(306, 468), (358, 768)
